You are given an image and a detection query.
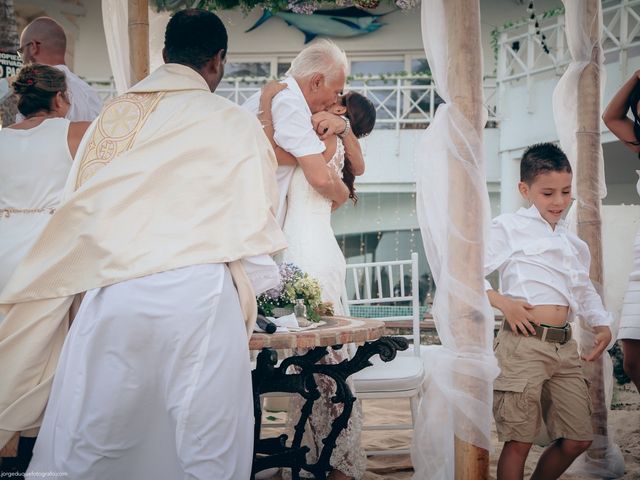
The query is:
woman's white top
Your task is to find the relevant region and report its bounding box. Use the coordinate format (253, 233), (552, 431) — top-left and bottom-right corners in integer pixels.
(0, 118), (73, 293)
(485, 205), (610, 327)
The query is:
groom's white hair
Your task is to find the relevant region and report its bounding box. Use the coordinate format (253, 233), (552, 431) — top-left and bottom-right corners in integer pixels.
(287, 39), (349, 84)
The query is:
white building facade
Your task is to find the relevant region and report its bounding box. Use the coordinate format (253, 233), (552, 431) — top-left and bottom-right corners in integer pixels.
(10, 0), (640, 306)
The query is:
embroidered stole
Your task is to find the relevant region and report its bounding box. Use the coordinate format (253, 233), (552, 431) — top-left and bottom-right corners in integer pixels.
(75, 92), (165, 189)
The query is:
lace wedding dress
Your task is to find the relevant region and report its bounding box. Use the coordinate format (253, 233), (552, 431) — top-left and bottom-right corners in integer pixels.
(282, 139), (366, 478)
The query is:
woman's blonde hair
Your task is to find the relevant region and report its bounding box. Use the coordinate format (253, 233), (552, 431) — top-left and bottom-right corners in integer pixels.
(286, 39), (348, 84)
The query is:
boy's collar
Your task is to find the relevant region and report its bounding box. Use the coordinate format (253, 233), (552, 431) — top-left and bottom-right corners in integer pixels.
(516, 204), (567, 228)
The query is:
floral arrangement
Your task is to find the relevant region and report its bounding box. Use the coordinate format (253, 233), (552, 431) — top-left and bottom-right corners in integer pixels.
(153, 0), (418, 15)
(257, 263), (333, 322)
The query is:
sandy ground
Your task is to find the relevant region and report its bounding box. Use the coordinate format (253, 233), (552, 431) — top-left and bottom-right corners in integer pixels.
(263, 383), (640, 479)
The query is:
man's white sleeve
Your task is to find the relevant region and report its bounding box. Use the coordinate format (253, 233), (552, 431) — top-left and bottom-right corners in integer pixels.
(272, 97), (325, 158)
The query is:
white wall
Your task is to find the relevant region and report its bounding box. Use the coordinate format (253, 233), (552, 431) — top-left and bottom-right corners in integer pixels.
(357, 126), (500, 186)
(72, 0), (111, 78)
(14, 0), (110, 79)
(603, 205), (640, 320)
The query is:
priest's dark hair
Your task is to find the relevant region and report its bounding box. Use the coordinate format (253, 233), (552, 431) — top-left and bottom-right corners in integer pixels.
(164, 9), (227, 70)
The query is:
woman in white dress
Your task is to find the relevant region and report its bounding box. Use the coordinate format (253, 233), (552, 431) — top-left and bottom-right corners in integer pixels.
(603, 69), (640, 392)
(0, 64), (90, 293)
(0, 64), (89, 471)
(260, 82), (375, 479)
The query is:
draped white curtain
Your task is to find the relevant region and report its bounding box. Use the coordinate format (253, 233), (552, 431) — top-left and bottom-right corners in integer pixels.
(101, 0), (169, 94)
(553, 1), (624, 477)
(411, 0), (499, 478)
(552, 0), (606, 200)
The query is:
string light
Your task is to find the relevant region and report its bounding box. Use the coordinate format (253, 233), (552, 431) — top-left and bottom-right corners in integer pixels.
(376, 192), (382, 243)
(409, 190), (416, 253)
(394, 192), (401, 260)
(527, 1), (551, 55)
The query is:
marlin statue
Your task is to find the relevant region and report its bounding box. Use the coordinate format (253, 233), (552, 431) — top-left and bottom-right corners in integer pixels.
(246, 7), (389, 44)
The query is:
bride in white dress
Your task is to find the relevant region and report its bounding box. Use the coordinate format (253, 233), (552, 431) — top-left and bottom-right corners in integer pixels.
(260, 83), (376, 479)
(602, 70), (640, 393)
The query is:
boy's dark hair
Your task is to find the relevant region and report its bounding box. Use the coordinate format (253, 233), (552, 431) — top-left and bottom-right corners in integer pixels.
(520, 142), (572, 184)
(341, 92), (376, 204)
(164, 9), (227, 70)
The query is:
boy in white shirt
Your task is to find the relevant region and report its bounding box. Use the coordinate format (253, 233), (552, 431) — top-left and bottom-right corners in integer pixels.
(485, 143), (612, 480)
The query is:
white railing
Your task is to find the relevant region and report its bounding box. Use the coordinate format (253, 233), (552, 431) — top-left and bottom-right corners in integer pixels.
(88, 74), (499, 130)
(84, 78), (118, 103)
(497, 0), (640, 83)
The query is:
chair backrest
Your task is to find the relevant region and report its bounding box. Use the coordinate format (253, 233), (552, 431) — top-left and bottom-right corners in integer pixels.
(344, 252), (421, 355)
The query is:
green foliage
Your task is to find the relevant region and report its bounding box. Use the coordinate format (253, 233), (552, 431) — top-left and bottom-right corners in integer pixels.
(257, 263), (325, 322)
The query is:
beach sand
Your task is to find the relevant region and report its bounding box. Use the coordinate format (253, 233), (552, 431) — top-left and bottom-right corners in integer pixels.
(265, 383), (639, 479)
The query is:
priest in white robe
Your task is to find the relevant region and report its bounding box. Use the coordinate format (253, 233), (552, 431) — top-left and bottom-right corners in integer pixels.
(0, 10), (286, 480)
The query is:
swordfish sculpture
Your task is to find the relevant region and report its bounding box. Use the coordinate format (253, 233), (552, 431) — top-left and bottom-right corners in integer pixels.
(246, 7), (388, 43)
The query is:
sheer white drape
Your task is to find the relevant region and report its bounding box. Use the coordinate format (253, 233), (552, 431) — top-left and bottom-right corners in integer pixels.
(101, 1), (169, 94)
(552, 0), (606, 199)
(411, 1), (499, 478)
(554, 1), (623, 477)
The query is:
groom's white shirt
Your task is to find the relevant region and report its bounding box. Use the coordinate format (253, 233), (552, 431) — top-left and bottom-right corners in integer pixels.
(243, 76), (325, 226)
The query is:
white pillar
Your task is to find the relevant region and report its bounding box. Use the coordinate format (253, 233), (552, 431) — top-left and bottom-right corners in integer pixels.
(499, 150), (524, 214)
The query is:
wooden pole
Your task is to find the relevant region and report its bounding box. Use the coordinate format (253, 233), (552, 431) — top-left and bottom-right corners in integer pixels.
(575, 0), (608, 457)
(442, 1), (489, 478)
(128, 0), (149, 85)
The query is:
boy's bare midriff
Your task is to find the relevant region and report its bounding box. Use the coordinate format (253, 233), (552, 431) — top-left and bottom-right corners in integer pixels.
(531, 304), (570, 327)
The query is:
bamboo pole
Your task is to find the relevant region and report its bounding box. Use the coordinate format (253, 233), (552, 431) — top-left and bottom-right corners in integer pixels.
(442, 1), (489, 478)
(575, 0), (608, 457)
(128, 0), (149, 85)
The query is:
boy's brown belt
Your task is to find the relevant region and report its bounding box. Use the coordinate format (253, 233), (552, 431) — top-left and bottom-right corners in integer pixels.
(502, 322), (572, 344)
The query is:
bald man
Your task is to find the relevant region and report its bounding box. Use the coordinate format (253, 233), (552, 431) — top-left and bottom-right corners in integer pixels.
(17, 17), (102, 121)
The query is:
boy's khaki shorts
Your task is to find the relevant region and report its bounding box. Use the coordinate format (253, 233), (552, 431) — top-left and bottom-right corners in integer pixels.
(493, 328), (593, 444)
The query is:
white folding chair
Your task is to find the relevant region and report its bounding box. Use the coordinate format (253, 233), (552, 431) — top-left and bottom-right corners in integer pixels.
(345, 252), (424, 456)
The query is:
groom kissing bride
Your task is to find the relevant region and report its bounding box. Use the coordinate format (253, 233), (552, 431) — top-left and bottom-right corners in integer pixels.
(244, 39), (376, 480)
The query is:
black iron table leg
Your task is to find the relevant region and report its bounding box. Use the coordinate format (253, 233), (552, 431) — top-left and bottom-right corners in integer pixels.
(251, 336), (408, 479)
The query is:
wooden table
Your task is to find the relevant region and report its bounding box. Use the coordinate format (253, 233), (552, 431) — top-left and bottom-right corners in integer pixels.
(249, 315), (387, 350)
(249, 316), (408, 480)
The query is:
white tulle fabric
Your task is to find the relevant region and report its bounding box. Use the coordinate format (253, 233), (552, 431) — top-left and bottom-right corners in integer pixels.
(411, 1), (499, 479)
(563, 207), (624, 479)
(101, 0), (169, 94)
(553, 2), (624, 477)
(552, 0), (606, 200)
(101, 0), (129, 94)
(282, 140), (366, 478)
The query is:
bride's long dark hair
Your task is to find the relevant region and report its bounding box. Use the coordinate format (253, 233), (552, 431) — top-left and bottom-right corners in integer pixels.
(341, 92), (376, 204)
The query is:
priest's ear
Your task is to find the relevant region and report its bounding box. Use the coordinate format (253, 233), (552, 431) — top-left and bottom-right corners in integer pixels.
(202, 49), (226, 92)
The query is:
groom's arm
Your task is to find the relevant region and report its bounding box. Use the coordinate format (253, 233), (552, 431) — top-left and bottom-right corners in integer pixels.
(297, 153), (350, 206)
(270, 97), (350, 206)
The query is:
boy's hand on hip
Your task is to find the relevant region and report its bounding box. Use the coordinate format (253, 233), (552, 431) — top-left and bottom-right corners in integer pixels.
(582, 326), (612, 362)
(502, 298), (538, 336)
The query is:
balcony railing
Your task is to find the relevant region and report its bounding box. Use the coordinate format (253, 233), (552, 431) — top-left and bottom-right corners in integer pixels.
(497, 0), (640, 83)
(88, 74), (499, 130)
